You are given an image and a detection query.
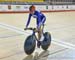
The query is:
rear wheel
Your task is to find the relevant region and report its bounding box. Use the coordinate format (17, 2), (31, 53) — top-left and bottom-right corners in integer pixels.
(24, 35), (36, 55)
(41, 32), (51, 50)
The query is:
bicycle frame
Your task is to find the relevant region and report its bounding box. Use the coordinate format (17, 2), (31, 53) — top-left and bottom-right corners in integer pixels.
(32, 29), (36, 36)
(32, 25), (44, 41)
(25, 24), (45, 41)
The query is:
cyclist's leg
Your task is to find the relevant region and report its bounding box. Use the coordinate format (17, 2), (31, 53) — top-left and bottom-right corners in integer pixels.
(37, 17), (45, 48)
(38, 25), (44, 40)
(37, 26), (42, 48)
(37, 25), (44, 48)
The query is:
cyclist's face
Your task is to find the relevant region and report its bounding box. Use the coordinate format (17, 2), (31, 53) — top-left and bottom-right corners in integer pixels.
(30, 7), (35, 14)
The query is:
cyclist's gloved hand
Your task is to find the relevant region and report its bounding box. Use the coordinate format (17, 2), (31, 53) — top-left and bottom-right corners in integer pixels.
(24, 28), (27, 30)
(24, 26), (28, 30)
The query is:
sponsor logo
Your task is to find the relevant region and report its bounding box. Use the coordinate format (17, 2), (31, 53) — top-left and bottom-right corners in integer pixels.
(8, 5), (11, 10)
(46, 6), (48, 9)
(16, 6), (21, 9)
(24, 6), (29, 9)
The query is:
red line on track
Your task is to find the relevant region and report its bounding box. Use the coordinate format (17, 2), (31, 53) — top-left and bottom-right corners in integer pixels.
(0, 10), (75, 14)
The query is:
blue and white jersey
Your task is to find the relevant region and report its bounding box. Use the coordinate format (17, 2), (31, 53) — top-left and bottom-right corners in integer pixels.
(26, 10), (46, 28)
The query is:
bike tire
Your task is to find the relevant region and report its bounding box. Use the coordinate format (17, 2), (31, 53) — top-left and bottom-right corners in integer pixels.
(24, 35), (36, 55)
(41, 32), (51, 50)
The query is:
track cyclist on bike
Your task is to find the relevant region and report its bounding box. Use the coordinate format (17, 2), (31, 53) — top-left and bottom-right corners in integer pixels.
(25, 5), (46, 48)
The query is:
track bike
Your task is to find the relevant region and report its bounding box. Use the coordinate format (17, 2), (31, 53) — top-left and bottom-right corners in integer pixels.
(24, 25), (51, 55)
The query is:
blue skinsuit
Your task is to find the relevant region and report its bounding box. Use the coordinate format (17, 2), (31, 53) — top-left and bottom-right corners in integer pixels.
(26, 11), (46, 28)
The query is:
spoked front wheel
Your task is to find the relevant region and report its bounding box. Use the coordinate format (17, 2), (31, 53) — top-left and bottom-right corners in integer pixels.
(41, 32), (51, 50)
(24, 35), (36, 55)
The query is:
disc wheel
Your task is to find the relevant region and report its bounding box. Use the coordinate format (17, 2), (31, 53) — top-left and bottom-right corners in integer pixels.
(24, 35), (36, 55)
(41, 32), (51, 50)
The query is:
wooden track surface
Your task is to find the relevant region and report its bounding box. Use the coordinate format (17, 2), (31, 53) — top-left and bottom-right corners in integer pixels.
(0, 12), (75, 60)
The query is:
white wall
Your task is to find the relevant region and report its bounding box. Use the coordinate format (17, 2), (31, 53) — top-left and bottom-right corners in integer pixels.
(0, 5), (75, 12)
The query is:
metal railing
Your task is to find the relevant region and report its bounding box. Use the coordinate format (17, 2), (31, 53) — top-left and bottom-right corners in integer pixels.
(45, 0), (75, 5)
(0, 0), (75, 5)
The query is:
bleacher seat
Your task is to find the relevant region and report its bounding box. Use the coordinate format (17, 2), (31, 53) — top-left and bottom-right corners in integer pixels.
(0, 0), (44, 2)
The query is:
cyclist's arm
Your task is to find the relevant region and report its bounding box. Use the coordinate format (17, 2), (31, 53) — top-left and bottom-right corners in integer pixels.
(37, 12), (41, 28)
(41, 16), (46, 24)
(26, 14), (32, 28)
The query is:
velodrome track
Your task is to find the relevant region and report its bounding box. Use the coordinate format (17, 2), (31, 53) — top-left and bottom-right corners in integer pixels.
(0, 11), (75, 60)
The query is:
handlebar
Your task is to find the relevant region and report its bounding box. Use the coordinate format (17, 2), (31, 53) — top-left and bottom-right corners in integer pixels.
(24, 27), (36, 31)
(24, 24), (45, 31)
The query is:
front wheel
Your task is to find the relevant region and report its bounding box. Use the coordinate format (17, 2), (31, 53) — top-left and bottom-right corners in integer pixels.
(41, 32), (51, 50)
(24, 35), (36, 55)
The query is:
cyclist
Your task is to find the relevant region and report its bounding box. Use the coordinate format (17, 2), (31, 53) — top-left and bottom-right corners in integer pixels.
(25, 5), (46, 48)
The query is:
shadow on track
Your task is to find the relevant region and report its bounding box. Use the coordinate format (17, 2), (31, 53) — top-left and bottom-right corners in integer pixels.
(23, 50), (49, 60)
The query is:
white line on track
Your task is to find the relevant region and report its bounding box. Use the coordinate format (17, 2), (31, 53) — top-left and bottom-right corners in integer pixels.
(0, 22), (75, 50)
(0, 23), (30, 35)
